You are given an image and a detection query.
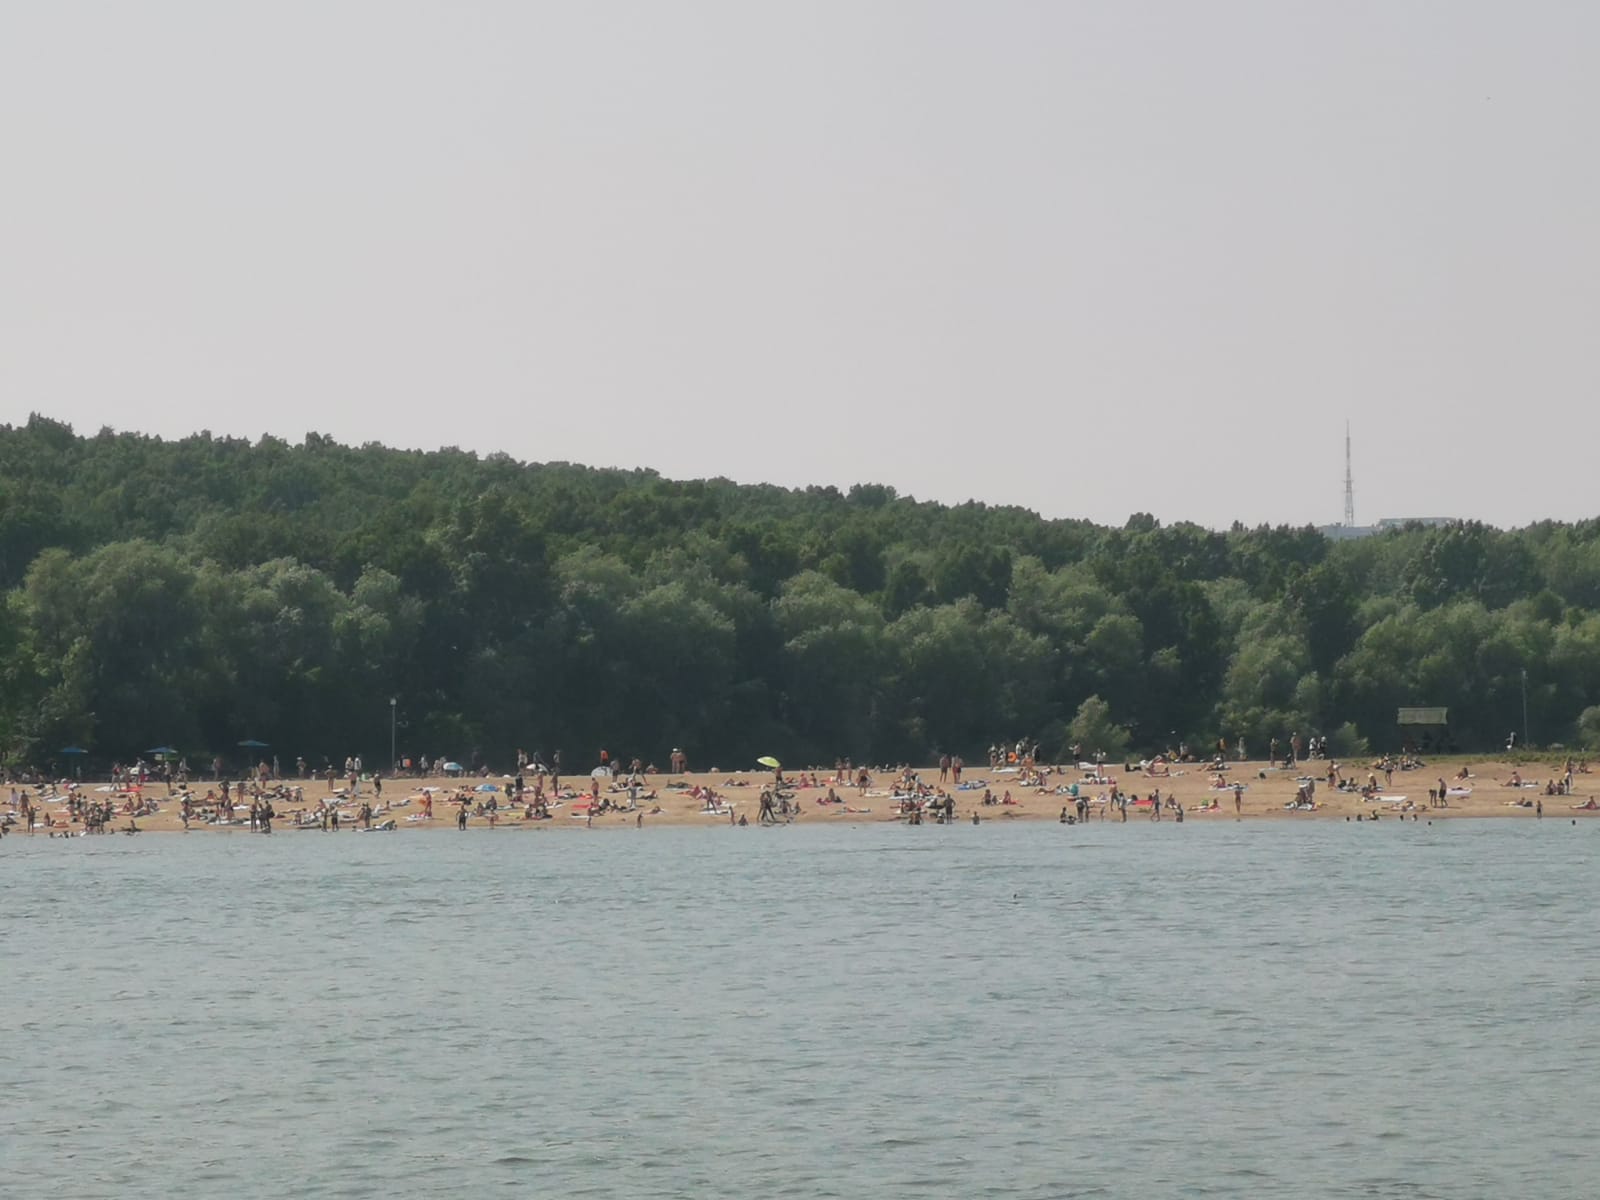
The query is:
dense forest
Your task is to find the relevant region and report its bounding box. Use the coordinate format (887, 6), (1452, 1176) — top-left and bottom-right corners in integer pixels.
(2, 415), (1598, 773)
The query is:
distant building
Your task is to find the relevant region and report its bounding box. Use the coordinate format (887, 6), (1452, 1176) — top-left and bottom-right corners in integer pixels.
(1319, 517), (1458, 541)
(1374, 518), (1456, 532)
(1319, 523), (1375, 541)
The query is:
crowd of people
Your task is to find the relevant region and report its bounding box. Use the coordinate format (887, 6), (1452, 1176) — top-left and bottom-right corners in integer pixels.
(6, 740), (1599, 838)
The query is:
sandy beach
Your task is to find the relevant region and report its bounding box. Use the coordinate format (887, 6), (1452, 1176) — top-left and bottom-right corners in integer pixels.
(6, 756), (1598, 836)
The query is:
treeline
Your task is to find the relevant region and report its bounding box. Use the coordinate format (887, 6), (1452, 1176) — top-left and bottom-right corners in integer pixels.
(2, 415), (1599, 772)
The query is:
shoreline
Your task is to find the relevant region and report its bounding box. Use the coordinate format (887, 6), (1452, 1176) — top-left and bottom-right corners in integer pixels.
(5, 757), (1597, 836)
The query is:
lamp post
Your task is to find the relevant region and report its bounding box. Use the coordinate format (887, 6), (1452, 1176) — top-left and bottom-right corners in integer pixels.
(390, 697), (397, 772)
(1521, 668), (1529, 751)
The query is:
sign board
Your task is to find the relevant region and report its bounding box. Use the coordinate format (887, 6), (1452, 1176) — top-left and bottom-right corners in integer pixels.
(1397, 707), (1448, 726)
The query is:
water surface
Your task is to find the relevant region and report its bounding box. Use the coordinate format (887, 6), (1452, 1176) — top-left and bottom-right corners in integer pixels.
(5, 819), (1595, 1198)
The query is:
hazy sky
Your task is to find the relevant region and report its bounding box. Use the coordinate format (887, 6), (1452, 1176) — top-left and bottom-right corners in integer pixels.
(3, 3), (1596, 530)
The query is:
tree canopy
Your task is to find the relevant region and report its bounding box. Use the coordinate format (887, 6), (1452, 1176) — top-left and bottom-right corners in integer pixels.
(1, 416), (1593, 771)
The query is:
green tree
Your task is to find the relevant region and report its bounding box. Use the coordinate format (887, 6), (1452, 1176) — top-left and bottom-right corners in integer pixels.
(1065, 695), (1131, 761)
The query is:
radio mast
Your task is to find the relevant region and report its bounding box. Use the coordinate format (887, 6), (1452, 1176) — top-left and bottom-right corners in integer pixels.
(1343, 421), (1355, 527)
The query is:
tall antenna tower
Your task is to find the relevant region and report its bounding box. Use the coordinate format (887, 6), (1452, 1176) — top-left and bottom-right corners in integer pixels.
(1343, 421), (1355, 527)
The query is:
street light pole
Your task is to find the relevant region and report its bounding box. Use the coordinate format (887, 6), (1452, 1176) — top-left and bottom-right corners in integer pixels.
(1521, 668), (1529, 751)
(390, 697), (397, 772)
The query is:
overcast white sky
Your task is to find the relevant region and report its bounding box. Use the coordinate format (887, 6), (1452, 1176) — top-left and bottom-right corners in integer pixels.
(2, 2), (1596, 530)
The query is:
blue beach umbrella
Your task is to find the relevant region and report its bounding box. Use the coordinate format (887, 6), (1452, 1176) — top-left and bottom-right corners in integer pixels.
(238, 739), (270, 749)
(145, 746), (179, 756)
(61, 747), (89, 755)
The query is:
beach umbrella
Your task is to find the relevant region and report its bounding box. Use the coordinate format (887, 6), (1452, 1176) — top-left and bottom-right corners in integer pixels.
(61, 747), (88, 756)
(590, 766), (612, 778)
(756, 756), (781, 770)
(145, 746), (179, 756)
(238, 739), (270, 749)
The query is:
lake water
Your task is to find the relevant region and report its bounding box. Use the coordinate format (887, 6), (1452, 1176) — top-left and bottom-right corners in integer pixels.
(4, 819), (1596, 1198)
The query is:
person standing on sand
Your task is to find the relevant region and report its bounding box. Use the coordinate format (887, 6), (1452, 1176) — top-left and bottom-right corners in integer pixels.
(1234, 783), (1243, 814)
(939, 753), (950, 783)
(457, 802), (468, 831)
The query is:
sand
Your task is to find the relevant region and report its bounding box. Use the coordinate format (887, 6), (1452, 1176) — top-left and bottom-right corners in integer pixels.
(6, 757), (1597, 836)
